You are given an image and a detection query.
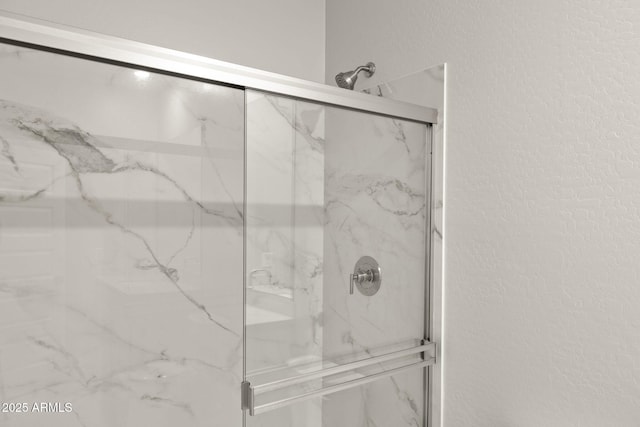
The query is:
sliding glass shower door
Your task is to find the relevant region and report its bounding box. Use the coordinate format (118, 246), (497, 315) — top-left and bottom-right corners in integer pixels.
(0, 21), (436, 427)
(244, 90), (433, 427)
(0, 41), (245, 427)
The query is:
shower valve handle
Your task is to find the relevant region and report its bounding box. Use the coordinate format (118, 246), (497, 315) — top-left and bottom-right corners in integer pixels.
(350, 271), (374, 295)
(349, 256), (382, 296)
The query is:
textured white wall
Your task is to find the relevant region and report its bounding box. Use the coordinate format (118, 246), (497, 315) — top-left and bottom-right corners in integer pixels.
(0, 0), (325, 82)
(327, 1), (640, 426)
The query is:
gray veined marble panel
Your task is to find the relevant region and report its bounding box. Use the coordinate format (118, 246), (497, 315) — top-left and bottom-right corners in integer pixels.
(0, 42), (244, 427)
(245, 90), (429, 427)
(362, 64), (445, 426)
(245, 91), (324, 427)
(322, 106), (427, 427)
(361, 63), (445, 427)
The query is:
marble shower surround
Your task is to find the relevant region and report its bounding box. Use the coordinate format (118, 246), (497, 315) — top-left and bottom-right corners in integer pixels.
(245, 91), (324, 427)
(321, 106), (428, 426)
(245, 91), (431, 427)
(0, 43), (244, 427)
(363, 64), (445, 426)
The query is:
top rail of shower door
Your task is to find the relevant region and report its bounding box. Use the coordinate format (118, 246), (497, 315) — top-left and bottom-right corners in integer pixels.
(0, 12), (437, 125)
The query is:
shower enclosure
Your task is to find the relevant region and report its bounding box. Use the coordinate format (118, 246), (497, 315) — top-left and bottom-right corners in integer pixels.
(0, 14), (437, 427)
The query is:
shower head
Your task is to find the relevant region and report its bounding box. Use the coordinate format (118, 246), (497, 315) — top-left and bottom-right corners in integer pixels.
(335, 62), (376, 90)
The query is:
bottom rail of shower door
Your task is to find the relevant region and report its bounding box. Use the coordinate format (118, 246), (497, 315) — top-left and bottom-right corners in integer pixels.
(241, 340), (436, 416)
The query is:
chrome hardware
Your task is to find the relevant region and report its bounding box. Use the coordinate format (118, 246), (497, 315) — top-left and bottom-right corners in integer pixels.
(350, 256), (381, 296)
(335, 62), (376, 90)
(241, 381), (253, 411)
(242, 341), (436, 416)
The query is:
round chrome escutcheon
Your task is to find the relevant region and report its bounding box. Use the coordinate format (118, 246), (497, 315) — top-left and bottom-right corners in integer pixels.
(353, 256), (382, 296)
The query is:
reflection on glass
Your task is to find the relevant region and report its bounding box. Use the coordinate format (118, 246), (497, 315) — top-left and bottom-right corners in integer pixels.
(245, 91), (325, 427)
(0, 42), (244, 427)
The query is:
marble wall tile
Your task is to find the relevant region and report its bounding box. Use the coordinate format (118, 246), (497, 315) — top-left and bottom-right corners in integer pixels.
(321, 369), (424, 427)
(362, 64), (446, 427)
(245, 89), (431, 427)
(245, 92), (324, 369)
(0, 43), (244, 427)
(322, 105), (428, 427)
(245, 92), (324, 427)
(323, 107), (427, 352)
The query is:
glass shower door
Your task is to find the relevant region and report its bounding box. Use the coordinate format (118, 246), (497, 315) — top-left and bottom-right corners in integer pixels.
(0, 41), (245, 427)
(244, 90), (433, 427)
(244, 91), (325, 427)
